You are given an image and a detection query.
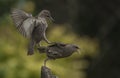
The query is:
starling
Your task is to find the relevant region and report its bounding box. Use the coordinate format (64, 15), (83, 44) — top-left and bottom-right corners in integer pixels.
(38, 42), (80, 66)
(11, 9), (54, 55)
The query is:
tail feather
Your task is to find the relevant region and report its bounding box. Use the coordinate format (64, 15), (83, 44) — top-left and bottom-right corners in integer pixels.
(28, 40), (35, 55)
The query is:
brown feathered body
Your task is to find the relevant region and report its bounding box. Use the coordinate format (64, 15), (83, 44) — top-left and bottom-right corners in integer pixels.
(38, 43), (79, 59)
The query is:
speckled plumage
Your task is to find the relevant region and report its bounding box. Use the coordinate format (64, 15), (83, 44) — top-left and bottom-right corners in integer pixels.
(38, 42), (80, 66)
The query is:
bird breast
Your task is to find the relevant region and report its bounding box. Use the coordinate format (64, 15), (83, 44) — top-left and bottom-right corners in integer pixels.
(32, 18), (47, 43)
(37, 18), (48, 27)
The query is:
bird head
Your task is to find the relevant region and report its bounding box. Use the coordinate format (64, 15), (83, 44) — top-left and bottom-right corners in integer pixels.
(48, 43), (80, 55)
(38, 10), (54, 21)
(64, 44), (80, 54)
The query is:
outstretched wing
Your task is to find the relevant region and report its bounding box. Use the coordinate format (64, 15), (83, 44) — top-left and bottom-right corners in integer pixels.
(11, 9), (35, 38)
(11, 9), (32, 27)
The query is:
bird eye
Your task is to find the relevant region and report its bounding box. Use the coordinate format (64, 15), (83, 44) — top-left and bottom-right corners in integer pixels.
(46, 15), (49, 17)
(74, 46), (79, 49)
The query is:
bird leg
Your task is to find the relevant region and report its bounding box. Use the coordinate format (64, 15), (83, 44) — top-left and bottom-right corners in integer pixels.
(44, 38), (51, 44)
(43, 33), (51, 44)
(46, 41), (51, 44)
(44, 58), (49, 66)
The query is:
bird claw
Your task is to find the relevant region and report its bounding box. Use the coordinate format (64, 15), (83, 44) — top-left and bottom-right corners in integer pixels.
(47, 42), (56, 44)
(44, 58), (49, 66)
(47, 41), (51, 44)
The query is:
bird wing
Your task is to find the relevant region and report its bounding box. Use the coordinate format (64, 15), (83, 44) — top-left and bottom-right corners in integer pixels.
(21, 17), (36, 38)
(11, 9), (35, 38)
(49, 43), (66, 48)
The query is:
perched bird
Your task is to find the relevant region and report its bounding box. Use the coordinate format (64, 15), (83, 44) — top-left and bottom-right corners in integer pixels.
(38, 42), (80, 66)
(11, 9), (54, 55)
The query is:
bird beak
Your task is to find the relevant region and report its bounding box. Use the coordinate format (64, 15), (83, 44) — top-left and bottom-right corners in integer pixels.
(77, 49), (80, 54)
(76, 47), (81, 54)
(49, 16), (54, 21)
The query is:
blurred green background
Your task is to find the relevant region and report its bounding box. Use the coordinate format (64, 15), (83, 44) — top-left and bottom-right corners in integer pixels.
(0, 0), (120, 78)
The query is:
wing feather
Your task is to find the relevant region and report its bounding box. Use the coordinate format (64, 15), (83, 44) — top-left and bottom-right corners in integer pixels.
(11, 9), (32, 27)
(11, 9), (35, 38)
(21, 17), (36, 38)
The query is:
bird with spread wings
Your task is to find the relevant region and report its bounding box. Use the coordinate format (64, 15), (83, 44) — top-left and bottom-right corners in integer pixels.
(11, 9), (54, 55)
